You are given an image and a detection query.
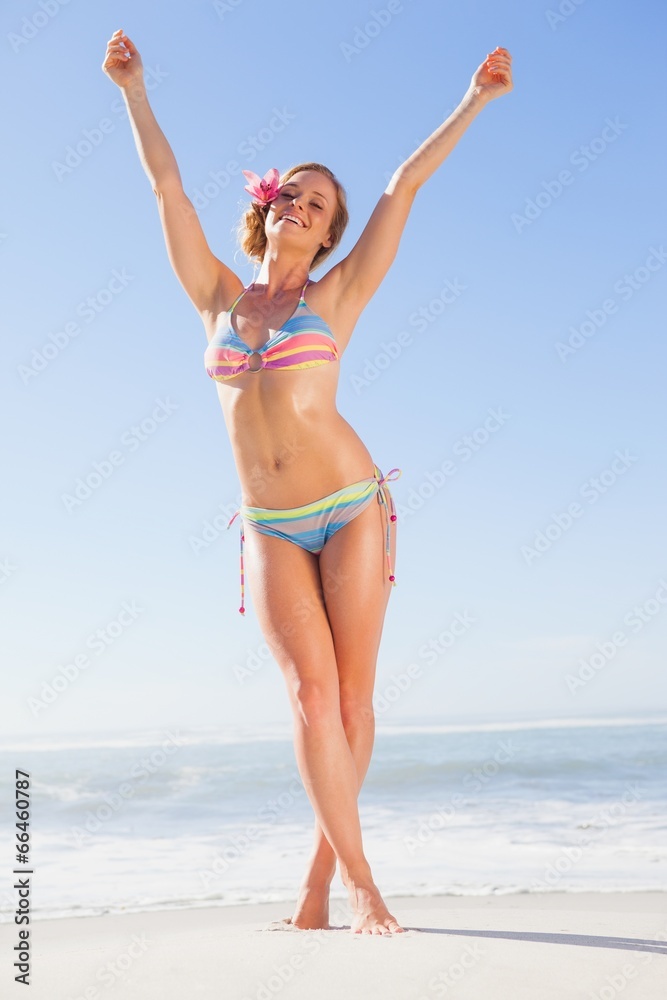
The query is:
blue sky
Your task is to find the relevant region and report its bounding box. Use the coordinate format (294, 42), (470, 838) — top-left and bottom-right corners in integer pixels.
(1, 0), (666, 738)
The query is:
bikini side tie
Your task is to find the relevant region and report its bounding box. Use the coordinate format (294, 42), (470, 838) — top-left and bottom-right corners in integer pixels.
(226, 509), (245, 615)
(374, 466), (402, 586)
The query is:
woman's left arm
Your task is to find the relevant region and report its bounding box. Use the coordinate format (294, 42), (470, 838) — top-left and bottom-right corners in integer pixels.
(397, 47), (513, 193)
(328, 48), (513, 321)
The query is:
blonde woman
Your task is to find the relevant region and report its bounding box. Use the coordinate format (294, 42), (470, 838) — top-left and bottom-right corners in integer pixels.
(103, 30), (512, 935)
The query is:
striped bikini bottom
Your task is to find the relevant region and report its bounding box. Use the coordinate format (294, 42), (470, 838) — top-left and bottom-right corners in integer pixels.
(226, 464), (401, 615)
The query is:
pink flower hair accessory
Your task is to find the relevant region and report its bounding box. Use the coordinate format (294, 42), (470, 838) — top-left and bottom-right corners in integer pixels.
(242, 168), (281, 207)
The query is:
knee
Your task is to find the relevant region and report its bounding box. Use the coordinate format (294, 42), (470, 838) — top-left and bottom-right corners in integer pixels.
(292, 680), (340, 729)
(339, 691), (375, 731)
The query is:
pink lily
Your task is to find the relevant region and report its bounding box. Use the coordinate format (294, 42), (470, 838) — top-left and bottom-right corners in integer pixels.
(242, 167), (281, 206)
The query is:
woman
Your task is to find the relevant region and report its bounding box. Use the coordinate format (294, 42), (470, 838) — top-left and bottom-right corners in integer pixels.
(103, 30), (513, 936)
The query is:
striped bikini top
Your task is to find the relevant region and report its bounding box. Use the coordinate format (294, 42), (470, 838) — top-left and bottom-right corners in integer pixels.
(204, 278), (339, 381)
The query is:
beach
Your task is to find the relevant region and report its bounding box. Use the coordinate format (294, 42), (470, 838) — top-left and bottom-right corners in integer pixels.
(2, 891), (666, 999)
(3, 719), (667, 919)
(2, 718), (666, 997)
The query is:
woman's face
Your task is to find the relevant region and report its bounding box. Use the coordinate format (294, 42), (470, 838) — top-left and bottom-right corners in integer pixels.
(265, 170), (338, 257)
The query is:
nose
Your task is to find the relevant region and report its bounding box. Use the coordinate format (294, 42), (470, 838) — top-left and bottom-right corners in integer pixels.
(288, 198), (305, 221)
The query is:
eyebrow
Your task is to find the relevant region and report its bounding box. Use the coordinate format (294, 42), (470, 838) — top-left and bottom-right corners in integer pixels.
(281, 183), (329, 203)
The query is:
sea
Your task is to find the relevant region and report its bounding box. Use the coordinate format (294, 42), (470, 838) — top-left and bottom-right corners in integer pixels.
(1, 716), (665, 921)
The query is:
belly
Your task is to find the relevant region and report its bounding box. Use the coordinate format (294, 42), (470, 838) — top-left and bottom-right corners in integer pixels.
(214, 371), (375, 507)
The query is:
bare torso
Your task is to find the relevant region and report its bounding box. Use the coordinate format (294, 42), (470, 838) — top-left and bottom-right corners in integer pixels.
(202, 277), (376, 507)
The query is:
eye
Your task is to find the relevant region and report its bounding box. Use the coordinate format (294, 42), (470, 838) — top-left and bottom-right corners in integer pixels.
(281, 190), (323, 210)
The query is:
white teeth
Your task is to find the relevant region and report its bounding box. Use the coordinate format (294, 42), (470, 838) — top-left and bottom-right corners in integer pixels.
(283, 214), (304, 227)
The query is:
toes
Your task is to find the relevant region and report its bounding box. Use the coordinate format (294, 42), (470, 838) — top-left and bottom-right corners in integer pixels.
(350, 912), (405, 935)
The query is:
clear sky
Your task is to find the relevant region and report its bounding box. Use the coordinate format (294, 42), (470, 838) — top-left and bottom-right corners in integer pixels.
(1, 0), (666, 738)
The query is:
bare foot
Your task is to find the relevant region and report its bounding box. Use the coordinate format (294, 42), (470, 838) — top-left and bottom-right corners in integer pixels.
(279, 865), (336, 930)
(347, 880), (404, 935)
(281, 885), (330, 930)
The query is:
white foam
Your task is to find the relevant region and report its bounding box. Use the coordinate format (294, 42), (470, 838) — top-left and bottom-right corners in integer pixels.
(1, 714), (665, 752)
(374, 715), (667, 736)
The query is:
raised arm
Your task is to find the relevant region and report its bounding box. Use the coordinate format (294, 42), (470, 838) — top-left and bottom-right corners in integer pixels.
(102, 29), (239, 320)
(327, 48), (513, 325)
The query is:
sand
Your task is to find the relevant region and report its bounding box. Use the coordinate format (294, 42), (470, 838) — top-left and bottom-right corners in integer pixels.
(1, 892), (666, 999)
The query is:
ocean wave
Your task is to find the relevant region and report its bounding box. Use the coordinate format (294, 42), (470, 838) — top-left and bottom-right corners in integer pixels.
(1, 714), (666, 753)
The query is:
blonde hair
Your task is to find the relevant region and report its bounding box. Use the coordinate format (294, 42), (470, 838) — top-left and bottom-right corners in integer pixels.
(235, 162), (349, 272)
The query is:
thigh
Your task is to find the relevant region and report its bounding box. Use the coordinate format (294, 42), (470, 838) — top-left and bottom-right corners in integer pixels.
(318, 493), (397, 701)
(242, 524), (340, 701)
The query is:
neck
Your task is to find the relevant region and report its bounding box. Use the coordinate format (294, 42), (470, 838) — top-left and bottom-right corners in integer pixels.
(254, 253), (311, 300)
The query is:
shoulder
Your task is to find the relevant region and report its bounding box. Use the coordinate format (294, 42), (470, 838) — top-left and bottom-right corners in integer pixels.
(304, 268), (341, 307)
(303, 268), (359, 347)
(199, 268), (246, 343)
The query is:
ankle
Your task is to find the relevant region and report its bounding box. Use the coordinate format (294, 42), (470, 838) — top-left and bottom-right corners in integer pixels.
(340, 860), (373, 889)
(301, 870), (334, 891)
(302, 858), (336, 887)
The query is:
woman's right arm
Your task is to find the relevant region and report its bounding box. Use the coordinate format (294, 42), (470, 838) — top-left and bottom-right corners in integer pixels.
(102, 30), (241, 320)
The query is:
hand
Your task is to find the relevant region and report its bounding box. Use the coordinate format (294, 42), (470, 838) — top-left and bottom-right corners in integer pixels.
(469, 47), (513, 103)
(101, 28), (144, 89)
